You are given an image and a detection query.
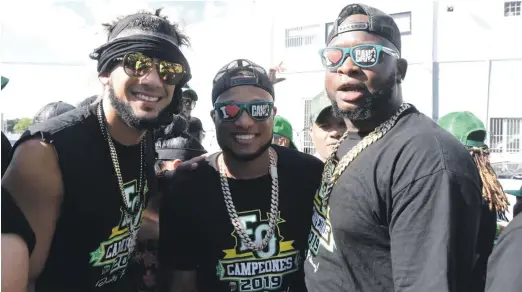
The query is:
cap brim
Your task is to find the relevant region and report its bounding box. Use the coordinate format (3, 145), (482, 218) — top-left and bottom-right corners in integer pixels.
(1, 76), (9, 90)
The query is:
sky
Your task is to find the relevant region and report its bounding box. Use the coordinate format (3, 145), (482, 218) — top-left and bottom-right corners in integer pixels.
(0, 0), (232, 119)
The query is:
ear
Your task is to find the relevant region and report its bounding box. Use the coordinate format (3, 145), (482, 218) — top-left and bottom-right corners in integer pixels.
(273, 106), (278, 116)
(98, 72), (110, 86)
(397, 58), (408, 82)
(210, 110), (217, 125)
(171, 159), (183, 169)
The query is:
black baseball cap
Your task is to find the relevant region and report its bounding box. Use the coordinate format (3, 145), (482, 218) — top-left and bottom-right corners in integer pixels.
(211, 59), (274, 104)
(182, 84), (198, 101)
(327, 3), (402, 53)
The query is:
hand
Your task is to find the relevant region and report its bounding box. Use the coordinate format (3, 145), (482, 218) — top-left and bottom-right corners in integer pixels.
(176, 153), (207, 172)
(268, 61), (286, 85)
(157, 154), (207, 190)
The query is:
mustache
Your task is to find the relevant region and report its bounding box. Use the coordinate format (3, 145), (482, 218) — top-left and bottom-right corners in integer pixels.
(129, 84), (167, 97)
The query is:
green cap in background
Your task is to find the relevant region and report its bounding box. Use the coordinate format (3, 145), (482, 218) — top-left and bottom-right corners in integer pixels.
(310, 92), (332, 124)
(273, 115), (297, 149)
(1, 76), (9, 90)
(438, 111), (486, 147)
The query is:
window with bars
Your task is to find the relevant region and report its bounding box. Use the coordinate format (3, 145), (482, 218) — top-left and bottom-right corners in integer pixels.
(489, 118), (522, 153)
(504, 1), (521, 16)
(302, 99), (315, 154)
(285, 24), (321, 48)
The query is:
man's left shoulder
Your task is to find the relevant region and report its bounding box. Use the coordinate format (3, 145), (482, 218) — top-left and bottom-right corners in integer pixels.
(391, 113), (477, 175)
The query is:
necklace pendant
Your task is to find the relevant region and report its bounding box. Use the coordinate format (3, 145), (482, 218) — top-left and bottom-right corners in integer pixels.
(127, 227), (137, 255)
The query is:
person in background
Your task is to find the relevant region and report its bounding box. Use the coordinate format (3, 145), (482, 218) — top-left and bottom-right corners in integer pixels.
(180, 85), (197, 119)
(32, 101), (76, 125)
(272, 115), (298, 149)
(76, 95), (100, 108)
(1, 75), (36, 292)
(129, 116), (206, 292)
(438, 111), (509, 291)
(486, 184), (522, 292)
(309, 93), (346, 162)
(187, 116), (205, 145)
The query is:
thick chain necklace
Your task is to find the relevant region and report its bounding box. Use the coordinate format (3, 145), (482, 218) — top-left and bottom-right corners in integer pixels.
(96, 103), (145, 254)
(320, 103), (411, 210)
(219, 148), (279, 251)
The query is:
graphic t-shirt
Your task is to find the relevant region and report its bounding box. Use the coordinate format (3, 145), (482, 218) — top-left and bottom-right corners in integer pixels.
(9, 104), (157, 291)
(159, 145), (323, 292)
(305, 106), (486, 292)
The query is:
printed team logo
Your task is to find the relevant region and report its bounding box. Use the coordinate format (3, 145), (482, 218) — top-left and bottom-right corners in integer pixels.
(216, 210), (300, 292)
(89, 180), (148, 288)
(307, 189), (335, 256)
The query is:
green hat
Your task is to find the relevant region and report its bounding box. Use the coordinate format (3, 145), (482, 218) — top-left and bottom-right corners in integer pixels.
(438, 111), (486, 147)
(1, 76), (9, 90)
(500, 179), (522, 197)
(310, 92), (332, 124)
(273, 116), (297, 149)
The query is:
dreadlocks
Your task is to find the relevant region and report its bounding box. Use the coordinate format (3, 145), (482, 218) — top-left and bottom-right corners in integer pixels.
(469, 146), (509, 220)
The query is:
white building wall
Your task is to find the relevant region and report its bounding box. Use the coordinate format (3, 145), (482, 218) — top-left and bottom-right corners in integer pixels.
(265, 0), (522, 153)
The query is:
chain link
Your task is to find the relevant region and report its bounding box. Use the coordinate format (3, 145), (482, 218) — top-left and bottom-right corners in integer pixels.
(219, 148), (279, 251)
(96, 103), (145, 254)
(321, 103), (411, 209)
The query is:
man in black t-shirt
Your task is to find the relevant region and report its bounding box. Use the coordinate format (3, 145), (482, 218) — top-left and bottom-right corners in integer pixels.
(159, 59), (323, 292)
(2, 9), (193, 291)
(304, 4), (484, 292)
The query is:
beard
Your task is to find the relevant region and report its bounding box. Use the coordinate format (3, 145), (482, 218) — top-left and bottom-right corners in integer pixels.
(217, 129), (273, 162)
(108, 85), (171, 130)
(330, 73), (397, 122)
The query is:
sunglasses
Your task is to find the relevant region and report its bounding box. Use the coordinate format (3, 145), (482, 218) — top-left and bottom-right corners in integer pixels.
(214, 101), (274, 122)
(319, 44), (399, 70)
(115, 52), (186, 85)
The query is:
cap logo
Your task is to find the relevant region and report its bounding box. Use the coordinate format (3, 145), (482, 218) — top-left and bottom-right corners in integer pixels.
(229, 76), (258, 86)
(338, 22), (369, 34)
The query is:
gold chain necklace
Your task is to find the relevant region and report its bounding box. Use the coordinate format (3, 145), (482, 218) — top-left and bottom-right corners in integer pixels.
(320, 103), (411, 210)
(96, 103), (145, 254)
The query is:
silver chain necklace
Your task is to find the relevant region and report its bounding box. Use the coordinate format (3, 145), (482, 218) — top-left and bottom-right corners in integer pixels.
(320, 103), (411, 210)
(218, 147), (279, 251)
(96, 103), (145, 254)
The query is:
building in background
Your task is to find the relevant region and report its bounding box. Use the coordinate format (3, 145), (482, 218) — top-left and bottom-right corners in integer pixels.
(267, 0), (522, 161)
(1, 1), (520, 159)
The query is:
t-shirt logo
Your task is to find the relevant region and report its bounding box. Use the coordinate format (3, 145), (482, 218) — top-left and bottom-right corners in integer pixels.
(306, 189), (336, 273)
(89, 179), (147, 288)
(216, 210), (300, 292)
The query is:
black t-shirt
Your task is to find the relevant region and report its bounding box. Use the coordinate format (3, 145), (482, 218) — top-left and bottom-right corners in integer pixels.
(486, 213), (522, 292)
(304, 106), (485, 292)
(10, 103), (157, 291)
(159, 145), (323, 292)
(2, 187), (36, 254)
(2, 131), (12, 176)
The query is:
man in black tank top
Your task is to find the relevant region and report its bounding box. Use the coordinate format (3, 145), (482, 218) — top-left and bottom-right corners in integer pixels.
(159, 59), (324, 292)
(1, 9), (192, 291)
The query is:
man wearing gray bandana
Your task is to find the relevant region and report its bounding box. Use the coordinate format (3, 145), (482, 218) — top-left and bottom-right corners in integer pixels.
(2, 8), (193, 291)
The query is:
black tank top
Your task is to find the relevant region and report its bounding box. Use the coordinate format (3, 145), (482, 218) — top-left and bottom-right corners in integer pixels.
(11, 103), (157, 291)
